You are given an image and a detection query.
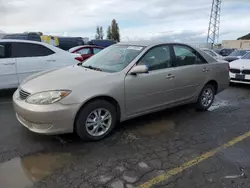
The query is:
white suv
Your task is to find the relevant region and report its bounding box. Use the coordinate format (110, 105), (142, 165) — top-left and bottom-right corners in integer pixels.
(0, 39), (82, 89)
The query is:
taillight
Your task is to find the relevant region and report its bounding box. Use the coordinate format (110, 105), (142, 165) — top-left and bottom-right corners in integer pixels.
(75, 56), (84, 62)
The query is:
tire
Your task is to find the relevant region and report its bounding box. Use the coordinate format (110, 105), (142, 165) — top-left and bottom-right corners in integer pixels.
(75, 100), (117, 141)
(196, 84), (215, 111)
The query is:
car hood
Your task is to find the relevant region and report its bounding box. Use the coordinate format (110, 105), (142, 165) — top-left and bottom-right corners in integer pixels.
(230, 59), (250, 69)
(21, 65), (111, 93)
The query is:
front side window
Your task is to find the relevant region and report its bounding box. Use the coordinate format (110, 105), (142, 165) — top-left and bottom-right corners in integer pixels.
(83, 45), (144, 73)
(173, 45), (205, 66)
(138, 45), (172, 71)
(77, 48), (91, 55)
(11, 43), (55, 58)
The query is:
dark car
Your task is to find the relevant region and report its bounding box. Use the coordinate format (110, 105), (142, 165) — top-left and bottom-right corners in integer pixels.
(57, 37), (85, 51)
(87, 39), (116, 47)
(3, 33), (85, 51)
(3, 33), (41, 42)
(68, 45), (104, 61)
(218, 48), (237, 56)
(223, 50), (250, 62)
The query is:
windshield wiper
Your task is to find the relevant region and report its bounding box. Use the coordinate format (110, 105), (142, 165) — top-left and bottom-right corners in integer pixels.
(82, 65), (102, 71)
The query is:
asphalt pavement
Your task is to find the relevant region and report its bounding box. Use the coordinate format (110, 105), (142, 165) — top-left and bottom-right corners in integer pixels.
(0, 85), (250, 188)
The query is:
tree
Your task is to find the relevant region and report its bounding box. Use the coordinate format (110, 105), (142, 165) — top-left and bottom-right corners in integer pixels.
(96, 26), (104, 39)
(99, 26), (104, 39)
(237, 33), (250, 40)
(107, 26), (112, 40)
(95, 26), (100, 39)
(106, 19), (120, 42)
(111, 19), (120, 42)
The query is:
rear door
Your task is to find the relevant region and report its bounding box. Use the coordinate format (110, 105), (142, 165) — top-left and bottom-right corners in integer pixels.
(169, 44), (209, 102)
(11, 42), (55, 84)
(0, 42), (18, 89)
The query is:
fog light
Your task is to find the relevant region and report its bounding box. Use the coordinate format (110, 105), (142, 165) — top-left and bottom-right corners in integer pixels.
(32, 123), (53, 130)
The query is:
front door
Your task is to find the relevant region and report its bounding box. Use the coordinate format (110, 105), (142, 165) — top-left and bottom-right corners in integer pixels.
(125, 45), (177, 116)
(0, 42), (18, 89)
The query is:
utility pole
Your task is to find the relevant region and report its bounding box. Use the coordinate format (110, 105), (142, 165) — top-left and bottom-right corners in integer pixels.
(207, 0), (222, 48)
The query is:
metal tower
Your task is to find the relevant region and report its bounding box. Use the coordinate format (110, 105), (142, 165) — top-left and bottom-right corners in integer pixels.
(207, 0), (222, 47)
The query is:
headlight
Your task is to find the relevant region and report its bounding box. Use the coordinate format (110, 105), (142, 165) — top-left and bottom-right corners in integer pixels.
(26, 90), (71, 105)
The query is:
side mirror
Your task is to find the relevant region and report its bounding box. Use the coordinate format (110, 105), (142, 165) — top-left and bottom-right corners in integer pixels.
(130, 65), (149, 75)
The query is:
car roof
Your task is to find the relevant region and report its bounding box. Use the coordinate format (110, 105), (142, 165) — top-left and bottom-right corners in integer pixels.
(116, 41), (195, 47)
(0, 39), (43, 44)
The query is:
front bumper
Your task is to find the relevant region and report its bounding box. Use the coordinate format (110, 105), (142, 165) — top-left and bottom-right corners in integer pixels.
(229, 72), (250, 84)
(13, 90), (81, 135)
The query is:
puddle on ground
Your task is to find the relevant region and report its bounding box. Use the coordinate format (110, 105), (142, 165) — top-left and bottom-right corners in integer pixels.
(209, 100), (230, 111)
(0, 153), (71, 188)
(135, 118), (175, 136)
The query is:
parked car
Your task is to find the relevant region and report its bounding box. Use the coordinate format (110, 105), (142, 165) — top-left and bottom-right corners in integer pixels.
(87, 39), (116, 47)
(223, 50), (250, 62)
(229, 52), (250, 84)
(3, 33), (85, 51)
(3, 33), (41, 42)
(202, 48), (224, 61)
(13, 42), (229, 141)
(68, 45), (104, 61)
(218, 48), (236, 57)
(0, 39), (83, 90)
(57, 37), (84, 51)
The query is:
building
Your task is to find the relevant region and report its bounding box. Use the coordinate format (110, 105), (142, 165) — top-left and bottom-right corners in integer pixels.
(222, 40), (250, 49)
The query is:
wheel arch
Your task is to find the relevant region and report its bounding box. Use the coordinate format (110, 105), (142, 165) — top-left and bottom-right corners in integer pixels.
(205, 80), (218, 94)
(73, 95), (121, 132)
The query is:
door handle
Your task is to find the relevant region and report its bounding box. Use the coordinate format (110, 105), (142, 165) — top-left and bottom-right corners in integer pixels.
(47, 60), (56, 62)
(166, 74), (175, 79)
(202, 68), (209, 72)
(3, 62), (15, 65)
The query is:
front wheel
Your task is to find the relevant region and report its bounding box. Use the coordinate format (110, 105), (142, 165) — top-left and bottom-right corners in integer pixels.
(196, 84), (215, 111)
(75, 100), (117, 141)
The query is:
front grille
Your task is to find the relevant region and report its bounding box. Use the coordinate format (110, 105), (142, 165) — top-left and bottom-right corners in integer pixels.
(242, 70), (250, 75)
(19, 89), (30, 100)
(230, 68), (240, 74)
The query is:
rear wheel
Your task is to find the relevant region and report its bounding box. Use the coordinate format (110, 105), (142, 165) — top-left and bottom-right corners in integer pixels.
(75, 100), (117, 141)
(196, 84), (215, 111)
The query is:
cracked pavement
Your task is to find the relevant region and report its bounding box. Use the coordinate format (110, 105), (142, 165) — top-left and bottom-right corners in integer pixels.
(1, 84), (250, 188)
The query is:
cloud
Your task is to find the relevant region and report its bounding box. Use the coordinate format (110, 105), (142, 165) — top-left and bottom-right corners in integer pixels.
(0, 0), (249, 42)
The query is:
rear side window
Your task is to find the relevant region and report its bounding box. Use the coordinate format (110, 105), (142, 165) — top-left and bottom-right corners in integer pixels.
(204, 50), (216, 57)
(11, 43), (55, 58)
(173, 45), (206, 66)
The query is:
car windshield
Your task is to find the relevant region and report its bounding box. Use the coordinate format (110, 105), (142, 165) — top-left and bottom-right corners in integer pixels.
(242, 52), (250, 59)
(229, 50), (247, 56)
(82, 45), (144, 72)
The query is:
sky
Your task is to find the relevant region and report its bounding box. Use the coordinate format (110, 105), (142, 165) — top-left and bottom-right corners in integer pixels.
(0, 0), (250, 43)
